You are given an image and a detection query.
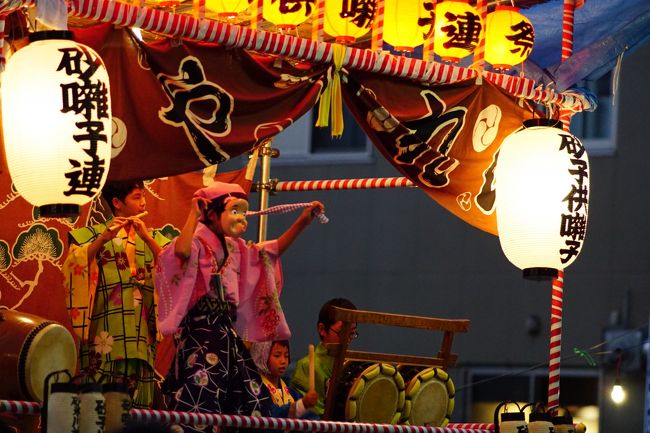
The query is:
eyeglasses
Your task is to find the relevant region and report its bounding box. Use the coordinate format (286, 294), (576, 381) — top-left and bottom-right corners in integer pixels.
(329, 327), (359, 340)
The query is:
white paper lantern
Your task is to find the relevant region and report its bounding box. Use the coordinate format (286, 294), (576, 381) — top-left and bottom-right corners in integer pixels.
(495, 119), (589, 279)
(2, 31), (112, 217)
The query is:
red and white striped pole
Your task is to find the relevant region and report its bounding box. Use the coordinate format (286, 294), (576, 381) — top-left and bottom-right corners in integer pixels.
(311, 0), (324, 42)
(547, 271), (564, 412)
(547, 1), (576, 413)
(270, 177), (415, 191)
(193, 0), (205, 19)
(370, 0), (384, 52)
(561, 0), (575, 62)
(0, 399), (495, 433)
(250, 0), (263, 30)
(471, 0), (487, 72)
(559, 0), (576, 130)
(422, 0), (436, 63)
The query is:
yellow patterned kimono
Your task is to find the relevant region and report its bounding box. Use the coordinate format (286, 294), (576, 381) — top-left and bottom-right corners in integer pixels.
(63, 220), (170, 408)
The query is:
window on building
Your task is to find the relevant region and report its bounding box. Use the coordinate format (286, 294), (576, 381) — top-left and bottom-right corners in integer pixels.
(270, 106), (374, 165)
(570, 70), (618, 157)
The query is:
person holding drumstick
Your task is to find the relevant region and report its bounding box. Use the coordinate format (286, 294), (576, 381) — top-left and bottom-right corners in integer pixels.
(63, 180), (171, 408)
(250, 340), (319, 422)
(291, 298), (357, 417)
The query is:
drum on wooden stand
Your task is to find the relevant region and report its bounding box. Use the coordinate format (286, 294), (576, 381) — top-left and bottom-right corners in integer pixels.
(399, 366), (455, 427)
(333, 362), (405, 424)
(0, 309), (77, 401)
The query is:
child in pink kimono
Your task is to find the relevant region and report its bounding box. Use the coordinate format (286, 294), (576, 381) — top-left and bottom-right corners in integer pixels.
(155, 182), (324, 433)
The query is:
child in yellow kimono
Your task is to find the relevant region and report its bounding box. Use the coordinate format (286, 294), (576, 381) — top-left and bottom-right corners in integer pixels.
(63, 181), (170, 408)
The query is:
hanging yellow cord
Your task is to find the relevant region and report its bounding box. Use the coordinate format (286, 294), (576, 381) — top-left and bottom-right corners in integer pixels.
(316, 43), (346, 138)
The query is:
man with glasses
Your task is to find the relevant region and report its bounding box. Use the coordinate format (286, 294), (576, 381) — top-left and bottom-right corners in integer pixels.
(291, 298), (357, 416)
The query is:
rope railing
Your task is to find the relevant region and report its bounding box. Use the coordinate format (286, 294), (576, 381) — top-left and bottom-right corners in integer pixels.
(0, 0), (592, 113)
(132, 408), (495, 433)
(0, 399), (494, 433)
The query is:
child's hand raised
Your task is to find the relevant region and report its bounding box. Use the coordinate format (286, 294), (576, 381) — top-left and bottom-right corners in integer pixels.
(191, 197), (211, 218)
(301, 201), (325, 224)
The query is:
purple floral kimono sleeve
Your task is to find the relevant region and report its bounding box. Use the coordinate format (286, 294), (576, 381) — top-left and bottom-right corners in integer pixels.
(232, 238), (290, 342)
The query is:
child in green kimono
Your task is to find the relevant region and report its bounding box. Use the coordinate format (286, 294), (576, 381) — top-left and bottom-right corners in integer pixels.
(291, 298), (357, 416)
(63, 180), (170, 408)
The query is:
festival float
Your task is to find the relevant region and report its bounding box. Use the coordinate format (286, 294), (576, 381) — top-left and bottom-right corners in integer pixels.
(0, 0), (648, 431)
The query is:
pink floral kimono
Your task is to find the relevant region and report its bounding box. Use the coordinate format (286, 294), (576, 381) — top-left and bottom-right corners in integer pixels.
(155, 223), (290, 432)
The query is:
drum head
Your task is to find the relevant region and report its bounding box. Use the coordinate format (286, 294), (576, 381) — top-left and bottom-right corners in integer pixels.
(402, 367), (455, 427)
(24, 323), (77, 401)
(345, 363), (405, 424)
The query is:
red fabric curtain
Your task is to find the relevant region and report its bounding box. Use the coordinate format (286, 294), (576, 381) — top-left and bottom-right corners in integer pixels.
(73, 24), (328, 181)
(342, 70), (535, 235)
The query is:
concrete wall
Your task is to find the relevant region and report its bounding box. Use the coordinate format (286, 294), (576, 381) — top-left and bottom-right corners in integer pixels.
(257, 42), (650, 430)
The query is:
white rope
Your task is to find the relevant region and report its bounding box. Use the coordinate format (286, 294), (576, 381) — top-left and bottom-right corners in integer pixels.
(246, 203), (329, 224)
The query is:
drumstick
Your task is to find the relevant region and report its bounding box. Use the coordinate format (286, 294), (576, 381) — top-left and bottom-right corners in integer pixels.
(308, 344), (315, 392)
(109, 211), (148, 231)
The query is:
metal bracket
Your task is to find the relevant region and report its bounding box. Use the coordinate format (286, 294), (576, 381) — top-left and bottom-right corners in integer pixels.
(253, 178), (278, 194)
(260, 146), (280, 158)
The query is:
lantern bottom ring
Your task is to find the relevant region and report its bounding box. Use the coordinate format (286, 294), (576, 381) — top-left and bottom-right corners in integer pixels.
(523, 267), (559, 281)
(335, 36), (356, 45)
(392, 46), (415, 54)
(39, 204), (81, 218)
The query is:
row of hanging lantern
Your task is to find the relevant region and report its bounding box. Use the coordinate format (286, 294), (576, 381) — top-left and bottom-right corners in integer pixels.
(203, 0), (535, 70)
(0, 3), (583, 283)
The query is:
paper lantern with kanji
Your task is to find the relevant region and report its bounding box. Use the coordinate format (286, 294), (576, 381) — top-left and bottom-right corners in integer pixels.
(433, 0), (483, 63)
(383, 0), (428, 52)
(1, 31), (112, 218)
(485, 6), (535, 70)
(263, 0), (313, 29)
(324, 0), (375, 44)
(495, 119), (590, 280)
(206, 0), (251, 19)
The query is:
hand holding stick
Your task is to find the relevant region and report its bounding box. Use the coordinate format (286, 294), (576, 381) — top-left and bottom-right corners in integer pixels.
(109, 211), (149, 231)
(308, 344), (315, 392)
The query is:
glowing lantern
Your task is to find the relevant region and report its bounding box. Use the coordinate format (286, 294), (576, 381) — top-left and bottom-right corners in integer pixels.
(157, 0), (181, 7)
(433, 0), (483, 63)
(383, 0), (428, 52)
(1, 31), (112, 218)
(206, 0), (251, 19)
(263, 0), (313, 29)
(324, 0), (375, 44)
(485, 6), (535, 70)
(495, 119), (589, 280)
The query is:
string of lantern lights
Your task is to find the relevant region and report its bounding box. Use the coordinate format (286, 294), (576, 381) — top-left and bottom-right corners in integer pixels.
(191, 0), (537, 71)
